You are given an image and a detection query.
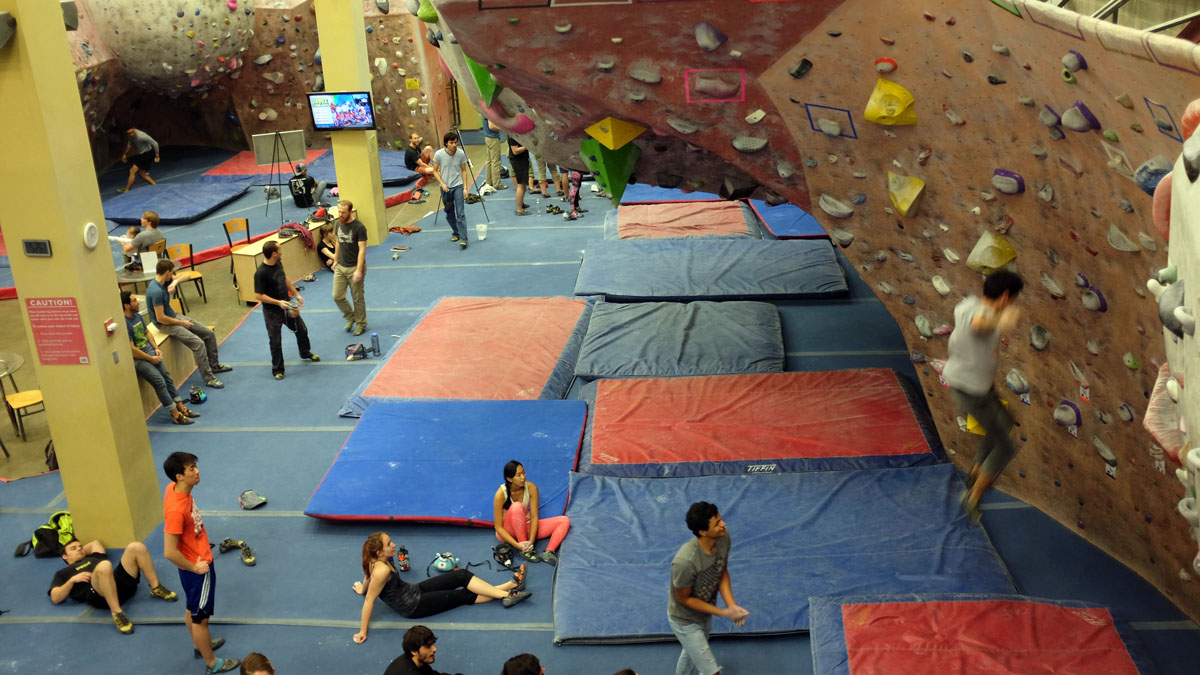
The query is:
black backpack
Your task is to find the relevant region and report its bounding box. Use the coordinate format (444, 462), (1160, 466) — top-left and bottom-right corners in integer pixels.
(14, 510), (74, 558)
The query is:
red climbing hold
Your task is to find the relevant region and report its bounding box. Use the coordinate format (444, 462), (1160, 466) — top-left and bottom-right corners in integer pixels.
(923, 11), (936, 21)
(917, 147), (932, 166)
(1068, 230), (1080, 242)
(945, 16), (956, 26)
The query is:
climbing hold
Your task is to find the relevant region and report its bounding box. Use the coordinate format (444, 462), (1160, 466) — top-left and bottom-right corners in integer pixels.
(829, 227), (855, 247)
(1081, 288), (1107, 312)
(731, 136), (768, 153)
(1057, 154), (1084, 177)
(1103, 129), (1119, 143)
(943, 105), (965, 126)
(1158, 265), (1178, 284)
(887, 171), (926, 217)
(931, 276), (950, 296)
(1107, 223), (1140, 252)
(819, 195), (855, 220)
(1041, 273), (1066, 298)
(694, 22), (727, 52)
(863, 78), (917, 126)
(776, 160), (794, 179)
(1154, 117), (1174, 132)
(1038, 106), (1061, 128)
(875, 57), (897, 74)
(852, 171), (867, 180)
(1063, 50), (1087, 72)
(585, 116), (646, 151)
(966, 231), (1016, 274)
(1131, 122), (1144, 133)
(376, 0), (390, 14)
(1175, 307), (1195, 336)
(1061, 69), (1077, 84)
(1166, 378), (1181, 403)
(915, 315), (933, 338)
(253, 54), (272, 65)
(655, 172), (682, 189)
(962, 51), (974, 63)
(1183, 132), (1200, 183)
(878, 281), (896, 295)
(817, 118), (842, 137)
(1017, 95), (1035, 107)
(1030, 146), (1048, 159)
(1037, 184), (1054, 202)
(1061, 102), (1100, 132)
(917, 147), (933, 165)
(944, 248), (960, 263)
(1006, 369), (1030, 395)
(597, 59), (615, 73)
(374, 57), (387, 76)
(850, 192), (867, 204)
(902, 295), (915, 305)
(1139, 232), (1157, 251)
(881, 36), (895, 45)
(262, 71), (284, 84)
(1054, 401), (1082, 426)
(923, 11), (936, 21)
(407, 0), (420, 15)
(416, 0), (439, 21)
(789, 58), (813, 80)
(895, 250), (915, 263)
(874, 250), (888, 263)
(991, 169), (1025, 195)
(992, 43), (1010, 56)
(1114, 92), (1134, 108)
(719, 176), (759, 201)
(227, 0), (238, 10)
(312, 72), (324, 92)
(579, 137), (640, 206)
(629, 64), (661, 84)
(258, 108), (278, 121)
(1134, 156), (1171, 196)
(425, 27), (438, 46)
(1158, 279), (1187, 338)
(1030, 325), (1051, 351)
(554, 22), (572, 33)
(987, 75), (1006, 85)
(745, 109), (766, 124)
(464, 56), (501, 106)
(1118, 403), (1135, 422)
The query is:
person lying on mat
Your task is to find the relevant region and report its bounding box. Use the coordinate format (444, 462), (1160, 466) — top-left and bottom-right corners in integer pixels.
(48, 537), (178, 635)
(351, 532), (530, 644)
(493, 460), (570, 565)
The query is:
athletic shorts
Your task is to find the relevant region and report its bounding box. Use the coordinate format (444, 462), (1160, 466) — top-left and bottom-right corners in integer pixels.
(132, 151), (156, 170)
(178, 562), (216, 621)
(85, 560), (140, 609)
(509, 153), (530, 184)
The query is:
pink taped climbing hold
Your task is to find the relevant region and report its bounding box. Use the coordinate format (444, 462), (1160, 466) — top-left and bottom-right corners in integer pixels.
(481, 98), (535, 135)
(226, 0), (238, 11)
(1152, 172), (1172, 241)
(1182, 98), (1200, 140)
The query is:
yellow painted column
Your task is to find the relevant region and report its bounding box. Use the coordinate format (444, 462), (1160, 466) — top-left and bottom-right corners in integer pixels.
(314, 0), (388, 245)
(0, 0), (160, 542)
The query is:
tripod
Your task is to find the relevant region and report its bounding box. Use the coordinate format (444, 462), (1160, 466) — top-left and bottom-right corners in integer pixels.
(263, 130), (297, 228)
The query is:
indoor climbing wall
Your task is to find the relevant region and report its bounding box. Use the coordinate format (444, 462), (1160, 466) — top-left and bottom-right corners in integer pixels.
(428, 0), (1200, 621)
(66, 0), (451, 168)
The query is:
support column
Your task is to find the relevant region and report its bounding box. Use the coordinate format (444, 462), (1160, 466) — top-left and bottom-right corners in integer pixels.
(314, 0), (388, 245)
(0, 0), (160, 542)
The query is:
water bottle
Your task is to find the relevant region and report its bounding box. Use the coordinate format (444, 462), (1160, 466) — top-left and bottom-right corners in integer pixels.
(370, 332), (380, 356)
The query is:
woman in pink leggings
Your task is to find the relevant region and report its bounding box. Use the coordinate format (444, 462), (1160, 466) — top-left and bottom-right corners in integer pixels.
(493, 460), (570, 566)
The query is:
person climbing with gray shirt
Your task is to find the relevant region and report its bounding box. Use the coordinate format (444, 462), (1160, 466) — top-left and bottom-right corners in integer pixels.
(119, 127), (160, 193)
(943, 270), (1024, 523)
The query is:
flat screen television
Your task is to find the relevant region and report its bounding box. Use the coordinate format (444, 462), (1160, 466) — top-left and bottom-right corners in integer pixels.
(307, 91), (377, 131)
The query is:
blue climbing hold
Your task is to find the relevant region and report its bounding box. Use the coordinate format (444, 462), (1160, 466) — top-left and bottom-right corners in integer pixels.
(1134, 156), (1171, 196)
(275, 34), (286, 45)
(366, 25), (374, 33)
(195, 8), (200, 15)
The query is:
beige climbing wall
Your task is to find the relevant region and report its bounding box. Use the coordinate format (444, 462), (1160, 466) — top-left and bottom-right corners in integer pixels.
(432, 0), (1200, 620)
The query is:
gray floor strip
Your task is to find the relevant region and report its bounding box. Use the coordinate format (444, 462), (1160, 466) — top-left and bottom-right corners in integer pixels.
(1130, 620), (1200, 631)
(0, 615), (555, 632)
(295, 307), (428, 313)
(218, 360), (375, 367)
(44, 491), (66, 509)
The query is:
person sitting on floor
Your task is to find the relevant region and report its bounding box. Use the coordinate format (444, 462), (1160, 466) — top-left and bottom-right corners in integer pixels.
(288, 163), (327, 208)
(48, 537), (178, 635)
(494, 460), (570, 565)
(240, 653), (275, 675)
(382, 625), (464, 675)
(351, 532), (530, 644)
(122, 291), (200, 425)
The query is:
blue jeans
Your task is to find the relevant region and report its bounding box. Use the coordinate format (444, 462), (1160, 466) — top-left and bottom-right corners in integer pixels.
(442, 185), (466, 242)
(668, 615), (720, 675)
(134, 357), (182, 408)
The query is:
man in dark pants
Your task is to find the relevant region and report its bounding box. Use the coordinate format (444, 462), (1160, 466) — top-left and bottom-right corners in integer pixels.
(119, 127), (159, 193)
(943, 270), (1024, 522)
(253, 241), (319, 380)
(382, 626), (464, 675)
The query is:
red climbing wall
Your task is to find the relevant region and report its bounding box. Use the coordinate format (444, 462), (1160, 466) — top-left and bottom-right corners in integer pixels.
(430, 0), (1200, 620)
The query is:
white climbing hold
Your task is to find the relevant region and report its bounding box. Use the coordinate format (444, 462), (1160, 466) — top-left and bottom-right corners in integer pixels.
(776, 159), (794, 179)
(819, 194), (855, 219)
(1146, 279), (1167, 301)
(931, 276), (950, 296)
(258, 108), (278, 121)
(1115, 92), (1134, 108)
(992, 43), (1010, 56)
(829, 227), (855, 247)
(1037, 184), (1053, 201)
(1175, 306), (1196, 336)
(555, 23), (572, 33)
(1041, 273), (1065, 298)
(731, 136), (768, 153)
(745, 109), (766, 124)
(1107, 223), (1140, 252)
(254, 54), (273, 65)
(1167, 378), (1180, 403)
(817, 118), (841, 136)
(374, 57), (388, 75)
(943, 248), (960, 263)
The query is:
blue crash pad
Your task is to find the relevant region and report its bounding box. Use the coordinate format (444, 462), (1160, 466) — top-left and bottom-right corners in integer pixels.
(306, 400), (586, 523)
(574, 301), (783, 380)
(305, 150), (420, 186)
(102, 181), (253, 224)
(552, 464), (1015, 643)
(748, 199), (827, 239)
(619, 183), (722, 204)
(574, 239), (849, 301)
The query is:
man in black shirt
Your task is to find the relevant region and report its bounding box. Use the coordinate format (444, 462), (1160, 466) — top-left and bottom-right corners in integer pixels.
(288, 163), (327, 208)
(383, 626), (464, 675)
(48, 538), (178, 635)
(253, 240), (320, 380)
(403, 132), (432, 203)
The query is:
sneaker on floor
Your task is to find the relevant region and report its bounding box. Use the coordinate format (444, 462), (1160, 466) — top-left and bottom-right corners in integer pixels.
(502, 590), (532, 608)
(150, 584), (178, 602)
(239, 542), (256, 566)
(203, 377), (224, 389)
(116, 188), (129, 194)
(520, 549), (540, 563)
(206, 657), (240, 674)
(540, 550), (558, 566)
(211, 364), (233, 374)
(112, 611), (134, 634)
(496, 183), (509, 190)
(307, 354), (321, 362)
(459, 240), (468, 250)
(344, 319), (354, 332)
(274, 373), (285, 380)
(353, 324), (367, 337)
(194, 638), (226, 659)
(218, 538), (244, 554)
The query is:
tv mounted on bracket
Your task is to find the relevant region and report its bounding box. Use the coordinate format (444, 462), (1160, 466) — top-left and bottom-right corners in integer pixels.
(307, 91), (377, 131)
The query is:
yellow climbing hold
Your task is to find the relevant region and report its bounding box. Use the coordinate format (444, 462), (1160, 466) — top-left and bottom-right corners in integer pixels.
(887, 171), (926, 217)
(863, 77), (917, 126)
(965, 231), (1017, 275)
(186, 29), (196, 38)
(966, 398), (1009, 435)
(584, 116), (647, 151)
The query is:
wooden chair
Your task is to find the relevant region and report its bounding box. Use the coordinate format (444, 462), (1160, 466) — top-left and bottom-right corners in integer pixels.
(167, 243), (206, 312)
(224, 218), (251, 288)
(6, 389), (44, 442)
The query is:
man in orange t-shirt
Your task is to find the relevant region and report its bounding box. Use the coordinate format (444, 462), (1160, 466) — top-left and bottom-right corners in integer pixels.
(163, 452), (239, 674)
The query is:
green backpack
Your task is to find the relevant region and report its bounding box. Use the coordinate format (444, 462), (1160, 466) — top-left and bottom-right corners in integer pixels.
(14, 510), (74, 558)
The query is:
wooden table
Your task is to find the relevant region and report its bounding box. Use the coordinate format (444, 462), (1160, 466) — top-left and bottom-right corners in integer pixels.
(232, 219), (326, 304)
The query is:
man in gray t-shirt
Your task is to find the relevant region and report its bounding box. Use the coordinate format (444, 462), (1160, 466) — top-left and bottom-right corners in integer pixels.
(432, 132), (472, 250)
(119, 127), (160, 193)
(668, 501), (748, 675)
(944, 270), (1023, 522)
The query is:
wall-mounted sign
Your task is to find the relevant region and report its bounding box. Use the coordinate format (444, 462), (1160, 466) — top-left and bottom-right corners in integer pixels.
(26, 297), (89, 365)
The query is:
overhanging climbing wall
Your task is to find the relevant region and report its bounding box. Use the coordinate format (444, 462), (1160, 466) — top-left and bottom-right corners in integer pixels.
(428, 0), (1200, 621)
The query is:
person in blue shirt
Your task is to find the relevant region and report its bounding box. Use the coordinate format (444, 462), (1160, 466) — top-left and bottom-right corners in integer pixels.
(121, 291), (200, 425)
(144, 259), (232, 389)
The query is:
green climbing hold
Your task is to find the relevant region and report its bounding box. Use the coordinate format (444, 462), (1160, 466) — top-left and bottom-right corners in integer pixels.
(464, 55), (501, 106)
(1061, 68), (1076, 84)
(1103, 128), (1119, 143)
(579, 137), (640, 207)
(1123, 351), (1139, 370)
(417, 0), (438, 23)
